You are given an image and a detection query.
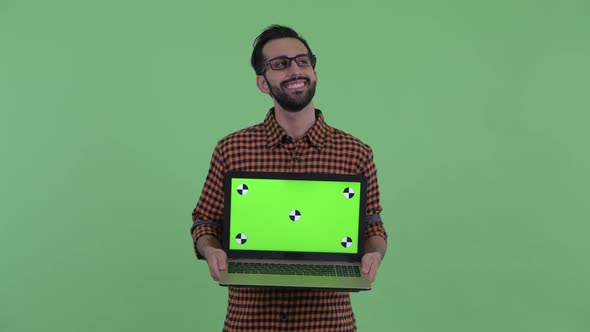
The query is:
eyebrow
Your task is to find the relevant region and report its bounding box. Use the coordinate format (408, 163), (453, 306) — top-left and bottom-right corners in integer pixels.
(268, 53), (309, 60)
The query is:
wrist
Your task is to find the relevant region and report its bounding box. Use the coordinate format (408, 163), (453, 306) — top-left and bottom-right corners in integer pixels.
(202, 246), (214, 260)
(203, 245), (222, 261)
(369, 251), (383, 260)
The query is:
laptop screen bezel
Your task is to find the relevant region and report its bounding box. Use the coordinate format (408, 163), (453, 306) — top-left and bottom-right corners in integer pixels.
(223, 171), (367, 262)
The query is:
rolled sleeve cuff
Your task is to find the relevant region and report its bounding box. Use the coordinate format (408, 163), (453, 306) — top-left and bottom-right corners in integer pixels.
(365, 214), (387, 241)
(190, 220), (223, 260)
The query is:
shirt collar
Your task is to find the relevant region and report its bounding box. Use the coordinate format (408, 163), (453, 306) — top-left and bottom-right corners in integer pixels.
(264, 108), (330, 150)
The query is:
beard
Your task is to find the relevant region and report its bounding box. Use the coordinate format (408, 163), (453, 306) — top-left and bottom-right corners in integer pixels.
(267, 76), (317, 112)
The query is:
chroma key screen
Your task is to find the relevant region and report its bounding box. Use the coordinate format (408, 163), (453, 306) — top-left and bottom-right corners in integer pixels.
(228, 177), (362, 254)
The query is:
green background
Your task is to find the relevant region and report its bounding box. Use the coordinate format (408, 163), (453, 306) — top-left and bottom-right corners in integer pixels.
(229, 178), (361, 253)
(1, 0), (589, 331)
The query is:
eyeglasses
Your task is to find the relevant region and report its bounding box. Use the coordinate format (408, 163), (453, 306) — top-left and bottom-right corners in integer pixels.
(263, 54), (316, 73)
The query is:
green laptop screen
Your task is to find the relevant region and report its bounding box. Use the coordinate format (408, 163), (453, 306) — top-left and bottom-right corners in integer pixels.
(228, 177), (361, 254)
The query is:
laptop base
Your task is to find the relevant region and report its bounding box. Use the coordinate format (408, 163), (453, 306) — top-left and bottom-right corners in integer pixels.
(219, 259), (371, 291)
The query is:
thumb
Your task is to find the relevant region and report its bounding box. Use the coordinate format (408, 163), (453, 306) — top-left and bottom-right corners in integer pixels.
(217, 257), (227, 271)
(217, 253), (227, 271)
(361, 256), (372, 274)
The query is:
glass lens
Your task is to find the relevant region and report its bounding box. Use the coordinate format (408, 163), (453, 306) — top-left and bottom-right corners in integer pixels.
(269, 57), (290, 70)
(294, 55), (312, 67)
(267, 55), (314, 71)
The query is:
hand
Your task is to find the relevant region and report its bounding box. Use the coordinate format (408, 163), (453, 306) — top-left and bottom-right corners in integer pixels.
(204, 247), (227, 281)
(361, 252), (382, 282)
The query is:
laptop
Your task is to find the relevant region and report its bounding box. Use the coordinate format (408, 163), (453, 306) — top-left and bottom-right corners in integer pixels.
(219, 171), (371, 291)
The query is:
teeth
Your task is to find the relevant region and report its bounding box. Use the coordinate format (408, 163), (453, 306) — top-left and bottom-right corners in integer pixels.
(287, 82), (305, 89)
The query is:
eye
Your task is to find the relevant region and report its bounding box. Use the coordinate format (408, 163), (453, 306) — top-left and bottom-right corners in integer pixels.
(296, 56), (310, 66)
(271, 58), (289, 69)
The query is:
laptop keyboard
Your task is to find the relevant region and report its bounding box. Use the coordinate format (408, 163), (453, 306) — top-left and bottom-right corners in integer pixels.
(228, 262), (361, 277)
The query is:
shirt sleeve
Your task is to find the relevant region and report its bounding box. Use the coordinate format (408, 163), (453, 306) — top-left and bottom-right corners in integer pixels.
(191, 143), (226, 259)
(361, 146), (387, 241)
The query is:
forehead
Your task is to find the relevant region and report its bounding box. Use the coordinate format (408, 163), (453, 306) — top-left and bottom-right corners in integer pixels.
(262, 38), (308, 59)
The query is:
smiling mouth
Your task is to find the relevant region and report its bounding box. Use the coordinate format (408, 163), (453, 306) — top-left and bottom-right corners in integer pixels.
(286, 82), (305, 89)
(283, 78), (308, 90)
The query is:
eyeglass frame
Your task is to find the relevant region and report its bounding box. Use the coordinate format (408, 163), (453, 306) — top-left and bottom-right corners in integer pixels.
(261, 54), (317, 74)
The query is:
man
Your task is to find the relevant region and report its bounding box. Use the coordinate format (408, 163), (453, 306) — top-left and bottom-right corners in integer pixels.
(191, 25), (387, 331)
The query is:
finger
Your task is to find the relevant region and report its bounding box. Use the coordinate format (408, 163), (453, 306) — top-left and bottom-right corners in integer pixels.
(362, 257), (379, 282)
(208, 255), (221, 281)
(368, 264), (377, 282)
(361, 256), (373, 274)
(364, 262), (375, 282)
(362, 262), (370, 275)
(217, 253), (227, 271)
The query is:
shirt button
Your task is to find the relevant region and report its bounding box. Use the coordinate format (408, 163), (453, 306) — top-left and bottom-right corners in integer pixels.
(292, 157), (299, 162)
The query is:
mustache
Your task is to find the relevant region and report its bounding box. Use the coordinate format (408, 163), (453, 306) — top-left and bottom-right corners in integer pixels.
(281, 76), (310, 86)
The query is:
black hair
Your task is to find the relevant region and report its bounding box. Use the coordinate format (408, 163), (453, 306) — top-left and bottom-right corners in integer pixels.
(250, 25), (315, 75)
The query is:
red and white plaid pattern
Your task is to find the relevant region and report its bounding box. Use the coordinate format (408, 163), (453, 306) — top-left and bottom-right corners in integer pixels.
(192, 109), (387, 331)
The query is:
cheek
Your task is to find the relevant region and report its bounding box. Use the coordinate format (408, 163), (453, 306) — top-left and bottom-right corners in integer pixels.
(257, 76), (272, 93)
(264, 79), (275, 92)
(311, 71), (318, 81)
(266, 77), (282, 90)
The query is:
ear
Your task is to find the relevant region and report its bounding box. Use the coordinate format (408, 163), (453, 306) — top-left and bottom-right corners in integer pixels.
(256, 75), (270, 94)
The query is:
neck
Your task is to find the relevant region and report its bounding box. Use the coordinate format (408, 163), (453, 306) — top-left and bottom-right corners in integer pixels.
(274, 102), (316, 142)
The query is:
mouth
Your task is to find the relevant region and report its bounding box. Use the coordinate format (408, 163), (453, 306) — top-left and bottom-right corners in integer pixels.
(282, 78), (309, 91)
